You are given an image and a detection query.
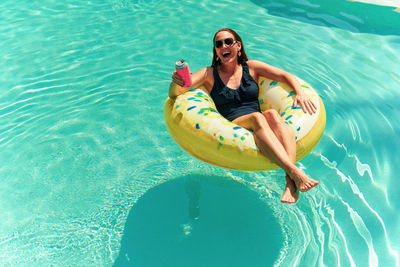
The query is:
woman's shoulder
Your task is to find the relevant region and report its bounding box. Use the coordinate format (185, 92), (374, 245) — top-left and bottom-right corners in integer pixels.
(246, 59), (266, 68)
(247, 60), (278, 73)
(246, 60), (266, 76)
(191, 66), (214, 92)
(201, 66), (214, 78)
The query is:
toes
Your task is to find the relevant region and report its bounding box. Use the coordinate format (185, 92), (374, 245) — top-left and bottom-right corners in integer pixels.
(281, 198), (297, 204)
(298, 181), (319, 192)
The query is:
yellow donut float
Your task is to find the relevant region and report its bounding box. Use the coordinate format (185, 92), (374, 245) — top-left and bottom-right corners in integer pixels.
(164, 77), (326, 171)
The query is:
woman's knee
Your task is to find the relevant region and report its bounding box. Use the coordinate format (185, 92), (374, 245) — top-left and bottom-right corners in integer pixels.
(263, 109), (294, 136)
(250, 112), (268, 129)
(263, 109), (281, 125)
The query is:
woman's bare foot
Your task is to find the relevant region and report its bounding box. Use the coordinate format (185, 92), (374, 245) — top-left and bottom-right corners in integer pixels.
(281, 175), (298, 203)
(288, 168), (319, 192)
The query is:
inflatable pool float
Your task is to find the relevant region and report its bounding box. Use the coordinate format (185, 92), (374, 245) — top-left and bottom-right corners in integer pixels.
(164, 77), (326, 171)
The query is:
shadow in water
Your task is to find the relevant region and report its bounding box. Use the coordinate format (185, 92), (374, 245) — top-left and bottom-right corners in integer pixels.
(251, 0), (400, 36)
(114, 174), (283, 267)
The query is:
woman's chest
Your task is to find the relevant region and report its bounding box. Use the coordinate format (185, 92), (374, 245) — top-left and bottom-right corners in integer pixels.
(219, 68), (242, 90)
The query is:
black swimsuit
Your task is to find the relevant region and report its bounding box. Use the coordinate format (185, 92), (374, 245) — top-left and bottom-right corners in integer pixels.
(210, 61), (261, 121)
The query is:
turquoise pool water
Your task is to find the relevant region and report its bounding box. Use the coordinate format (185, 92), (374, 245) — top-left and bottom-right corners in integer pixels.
(1, 0), (399, 266)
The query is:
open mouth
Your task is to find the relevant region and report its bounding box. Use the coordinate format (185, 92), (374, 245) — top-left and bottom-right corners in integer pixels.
(222, 52), (231, 58)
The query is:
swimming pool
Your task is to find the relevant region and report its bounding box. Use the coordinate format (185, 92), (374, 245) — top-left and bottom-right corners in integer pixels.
(0, 0), (399, 266)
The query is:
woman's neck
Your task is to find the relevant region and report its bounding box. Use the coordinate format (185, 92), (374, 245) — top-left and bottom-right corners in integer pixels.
(219, 61), (240, 76)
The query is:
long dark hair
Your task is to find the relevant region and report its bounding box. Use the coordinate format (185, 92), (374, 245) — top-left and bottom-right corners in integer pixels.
(212, 28), (249, 66)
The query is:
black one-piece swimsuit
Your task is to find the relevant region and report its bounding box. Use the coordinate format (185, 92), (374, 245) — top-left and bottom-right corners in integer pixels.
(210, 61), (261, 121)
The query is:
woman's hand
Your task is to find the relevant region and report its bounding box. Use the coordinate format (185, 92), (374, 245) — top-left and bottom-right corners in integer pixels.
(169, 71), (186, 98)
(171, 71), (184, 87)
(293, 91), (317, 114)
(169, 66), (211, 98)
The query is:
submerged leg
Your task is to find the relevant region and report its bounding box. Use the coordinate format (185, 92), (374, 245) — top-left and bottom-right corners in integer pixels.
(233, 112), (318, 193)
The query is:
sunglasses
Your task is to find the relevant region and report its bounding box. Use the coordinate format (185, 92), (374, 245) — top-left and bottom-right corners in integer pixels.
(214, 37), (238, 48)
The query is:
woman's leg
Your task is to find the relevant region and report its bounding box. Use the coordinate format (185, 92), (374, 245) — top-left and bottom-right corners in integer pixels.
(232, 112), (318, 192)
(262, 109), (298, 203)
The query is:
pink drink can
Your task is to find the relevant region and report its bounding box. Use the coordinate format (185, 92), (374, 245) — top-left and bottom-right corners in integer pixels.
(175, 59), (192, 87)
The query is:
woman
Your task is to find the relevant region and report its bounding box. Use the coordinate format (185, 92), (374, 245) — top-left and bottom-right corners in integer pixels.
(169, 28), (318, 203)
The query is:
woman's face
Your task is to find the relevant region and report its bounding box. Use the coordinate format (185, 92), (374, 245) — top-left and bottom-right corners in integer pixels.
(214, 31), (241, 65)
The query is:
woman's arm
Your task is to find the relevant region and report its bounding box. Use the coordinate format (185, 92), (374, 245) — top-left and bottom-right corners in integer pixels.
(169, 66), (213, 98)
(248, 60), (316, 114)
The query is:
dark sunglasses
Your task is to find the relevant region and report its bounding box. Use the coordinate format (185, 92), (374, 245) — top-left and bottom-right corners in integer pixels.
(214, 37), (238, 48)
